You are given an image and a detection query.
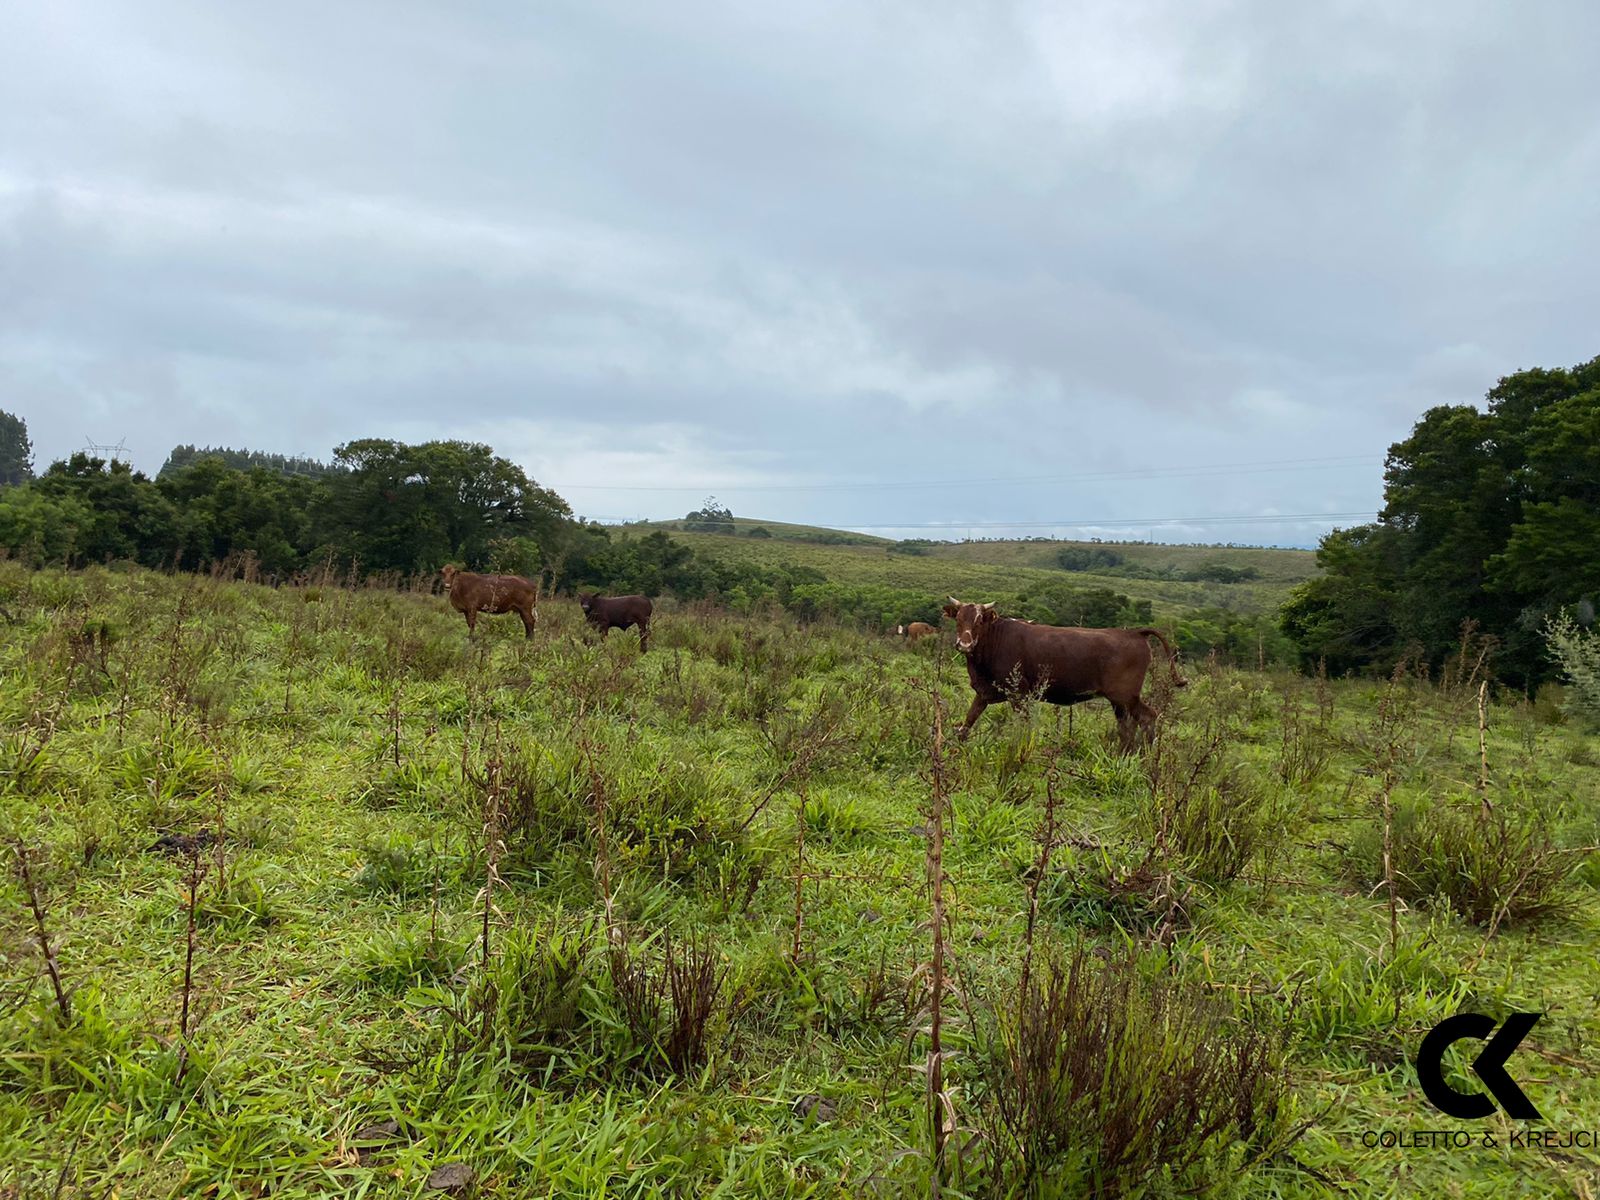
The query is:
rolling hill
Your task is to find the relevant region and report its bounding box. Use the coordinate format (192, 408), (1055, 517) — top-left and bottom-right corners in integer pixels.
(622, 518), (1319, 619)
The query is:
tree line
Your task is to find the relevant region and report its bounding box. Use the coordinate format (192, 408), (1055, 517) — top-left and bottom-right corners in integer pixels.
(0, 434), (954, 630)
(2, 350), (1595, 684)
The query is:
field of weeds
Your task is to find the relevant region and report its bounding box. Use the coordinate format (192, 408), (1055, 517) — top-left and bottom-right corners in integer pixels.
(1, 563), (1597, 1198)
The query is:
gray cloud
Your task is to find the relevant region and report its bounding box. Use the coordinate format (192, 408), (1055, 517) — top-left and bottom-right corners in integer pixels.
(2, 0), (1596, 545)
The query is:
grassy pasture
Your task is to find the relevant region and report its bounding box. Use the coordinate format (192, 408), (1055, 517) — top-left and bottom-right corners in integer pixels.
(631, 522), (1318, 618)
(1, 563), (1596, 1198)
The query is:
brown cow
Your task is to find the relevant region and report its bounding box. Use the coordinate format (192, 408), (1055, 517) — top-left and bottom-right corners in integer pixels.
(896, 621), (938, 642)
(578, 592), (653, 652)
(439, 565), (539, 638)
(942, 596), (1185, 750)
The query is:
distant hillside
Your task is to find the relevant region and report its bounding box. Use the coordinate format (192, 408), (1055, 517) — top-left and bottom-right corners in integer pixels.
(621, 519), (1318, 618)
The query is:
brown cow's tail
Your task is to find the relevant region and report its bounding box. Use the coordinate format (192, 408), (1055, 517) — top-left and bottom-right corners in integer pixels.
(1135, 628), (1188, 688)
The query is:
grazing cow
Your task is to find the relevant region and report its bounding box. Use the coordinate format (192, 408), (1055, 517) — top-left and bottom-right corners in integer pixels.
(896, 621), (938, 643)
(578, 592), (653, 651)
(942, 596), (1186, 750)
(439, 565), (539, 638)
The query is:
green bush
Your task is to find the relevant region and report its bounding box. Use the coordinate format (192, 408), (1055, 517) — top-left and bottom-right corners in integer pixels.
(497, 736), (767, 888)
(1345, 796), (1577, 926)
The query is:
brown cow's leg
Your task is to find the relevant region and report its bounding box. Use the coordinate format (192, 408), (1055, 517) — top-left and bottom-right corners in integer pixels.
(519, 605), (536, 639)
(465, 608), (478, 635)
(1111, 701), (1136, 753)
(958, 695), (990, 739)
(639, 621), (650, 653)
(1133, 698), (1159, 744)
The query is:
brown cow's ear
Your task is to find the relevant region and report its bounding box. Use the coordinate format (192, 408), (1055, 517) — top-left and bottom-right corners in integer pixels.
(942, 597), (960, 618)
(980, 606), (999, 624)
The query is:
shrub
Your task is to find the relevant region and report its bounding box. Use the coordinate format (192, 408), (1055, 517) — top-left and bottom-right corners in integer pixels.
(1012, 582), (1151, 629)
(1182, 561), (1261, 583)
(1144, 719), (1288, 885)
(497, 736), (767, 889)
(1344, 796), (1578, 927)
(608, 931), (729, 1077)
(979, 948), (1300, 1197)
(1039, 854), (1193, 935)
(957, 801), (1029, 859)
(355, 756), (460, 811)
(1284, 933), (1469, 1061)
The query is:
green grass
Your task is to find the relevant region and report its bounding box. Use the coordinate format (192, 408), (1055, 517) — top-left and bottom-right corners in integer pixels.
(0, 562), (1596, 1197)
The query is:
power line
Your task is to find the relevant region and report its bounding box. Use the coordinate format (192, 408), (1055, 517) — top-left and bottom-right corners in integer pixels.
(550, 453), (1377, 494)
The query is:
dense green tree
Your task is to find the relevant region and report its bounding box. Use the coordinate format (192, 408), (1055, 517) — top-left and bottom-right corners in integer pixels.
(1279, 525), (1405, 674)
(29, 455), (181, 566)
(1281, 355), (1600, 683)
(1173, 608), (1297, 667)
(0, 410), (33, 486)
(0, 487), (93, 563)
(1489, 387), (1600, 602)
(157, 456), (320, 574)
(563, 529), (699, 595)
(318, 440), (571, 573)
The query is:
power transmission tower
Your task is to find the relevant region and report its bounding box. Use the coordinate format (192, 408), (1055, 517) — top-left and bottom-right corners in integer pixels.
(83, 436), (131, 464)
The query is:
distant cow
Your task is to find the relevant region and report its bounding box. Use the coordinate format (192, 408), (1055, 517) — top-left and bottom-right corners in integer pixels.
(896, 621), (938, 642)
(578, 592), (653, 652)
(440, 565), (539, 638)
(942, 596), (1185, 750)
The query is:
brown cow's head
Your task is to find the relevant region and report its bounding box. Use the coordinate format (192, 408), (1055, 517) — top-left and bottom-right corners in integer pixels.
(577, 592), (597, 612)
(942, 596), (997, 655)
(440, 564), (459, 586)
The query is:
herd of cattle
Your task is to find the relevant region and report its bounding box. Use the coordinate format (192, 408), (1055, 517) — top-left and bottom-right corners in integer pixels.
(438, 567), (1184, 749)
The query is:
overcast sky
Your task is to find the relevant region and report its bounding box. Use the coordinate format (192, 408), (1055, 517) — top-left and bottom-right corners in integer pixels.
(2, 2), (1596, 545)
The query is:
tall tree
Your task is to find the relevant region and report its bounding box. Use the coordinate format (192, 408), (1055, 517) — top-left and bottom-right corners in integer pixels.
(1281, 355), (1600, 684)
(32, 454), (180, 566)
(318, 439), (571, 573)
(158, 455), (320, 574)
(0, 410), (34, 486)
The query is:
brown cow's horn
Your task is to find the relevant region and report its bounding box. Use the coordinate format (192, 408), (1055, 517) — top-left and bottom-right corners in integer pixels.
(947, 595), (960, 606)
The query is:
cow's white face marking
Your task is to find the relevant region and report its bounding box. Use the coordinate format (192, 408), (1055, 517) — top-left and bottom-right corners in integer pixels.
(952, 601), (994, 654)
